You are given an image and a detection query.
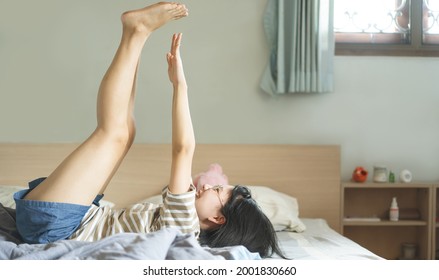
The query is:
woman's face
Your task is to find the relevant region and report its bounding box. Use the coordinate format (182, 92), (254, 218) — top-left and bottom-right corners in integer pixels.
(195, 184), (234, 228)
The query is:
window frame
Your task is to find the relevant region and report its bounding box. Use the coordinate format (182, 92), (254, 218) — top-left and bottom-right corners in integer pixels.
(335, 0), (439, 57)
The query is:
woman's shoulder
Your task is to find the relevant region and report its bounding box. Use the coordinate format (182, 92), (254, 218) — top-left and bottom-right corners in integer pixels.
(161, 184), (196, 200)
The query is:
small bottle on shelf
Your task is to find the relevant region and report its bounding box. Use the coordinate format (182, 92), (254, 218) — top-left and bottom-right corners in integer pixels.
(388, 170), (395, 183)
(389, 197), (399, 221)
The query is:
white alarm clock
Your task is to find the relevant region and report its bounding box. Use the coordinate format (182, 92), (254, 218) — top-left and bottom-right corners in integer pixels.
(399, 169), (412, 183)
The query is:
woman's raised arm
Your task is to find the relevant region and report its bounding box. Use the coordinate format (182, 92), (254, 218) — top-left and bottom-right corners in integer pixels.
(166, 33), (195, 194)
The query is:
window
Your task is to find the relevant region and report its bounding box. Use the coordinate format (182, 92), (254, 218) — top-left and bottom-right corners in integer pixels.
(334, 0), (439, 56)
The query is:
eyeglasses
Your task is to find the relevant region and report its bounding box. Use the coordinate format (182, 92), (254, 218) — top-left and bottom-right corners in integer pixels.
(212, 185), (224, 208)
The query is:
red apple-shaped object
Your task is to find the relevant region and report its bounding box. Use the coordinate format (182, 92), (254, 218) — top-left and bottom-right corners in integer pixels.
(352, 167), (368, 182)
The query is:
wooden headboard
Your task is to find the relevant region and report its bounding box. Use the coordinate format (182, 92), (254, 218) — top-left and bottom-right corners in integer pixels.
(0, 143), (341, 231)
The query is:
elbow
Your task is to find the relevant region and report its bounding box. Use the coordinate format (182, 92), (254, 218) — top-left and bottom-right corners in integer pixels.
(172, 139), (195, 157)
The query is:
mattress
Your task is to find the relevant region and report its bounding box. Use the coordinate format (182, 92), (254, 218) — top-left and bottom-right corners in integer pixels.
(273, 218), (384, 260)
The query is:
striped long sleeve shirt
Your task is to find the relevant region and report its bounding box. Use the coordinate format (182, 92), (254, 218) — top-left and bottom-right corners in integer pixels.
(69, 186), (199, 241)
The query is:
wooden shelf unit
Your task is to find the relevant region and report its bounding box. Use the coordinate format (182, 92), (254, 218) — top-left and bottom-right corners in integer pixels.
(434, 185), (439, 260)
(341, 182), (434, 260)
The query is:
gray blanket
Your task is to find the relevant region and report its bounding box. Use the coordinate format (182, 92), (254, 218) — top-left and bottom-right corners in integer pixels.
(0, 203), (260, 260)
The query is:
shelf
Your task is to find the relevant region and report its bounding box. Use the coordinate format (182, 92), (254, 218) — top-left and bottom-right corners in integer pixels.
(342, 182), (433, 189)
(343, 220), (428, 226)
(341, 181), (435, 260)
(433, 185), (438, 260)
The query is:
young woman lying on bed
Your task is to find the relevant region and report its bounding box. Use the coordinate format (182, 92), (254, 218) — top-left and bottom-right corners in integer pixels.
(13, 2), (285, 259)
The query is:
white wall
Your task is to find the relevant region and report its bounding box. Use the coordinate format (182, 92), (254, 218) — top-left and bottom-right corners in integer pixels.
(1, 0), (438, 181)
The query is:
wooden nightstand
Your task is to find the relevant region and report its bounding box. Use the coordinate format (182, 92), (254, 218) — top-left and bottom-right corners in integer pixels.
(433, 185), (439, 260)
(341, 182), (435, 259)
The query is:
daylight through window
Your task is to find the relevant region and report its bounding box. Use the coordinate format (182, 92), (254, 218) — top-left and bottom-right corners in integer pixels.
(334, 0), (439, 56)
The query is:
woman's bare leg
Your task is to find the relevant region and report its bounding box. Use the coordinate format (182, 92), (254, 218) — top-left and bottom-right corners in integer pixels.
(24, 2), (188, 205)
(95, 59), (139, 196)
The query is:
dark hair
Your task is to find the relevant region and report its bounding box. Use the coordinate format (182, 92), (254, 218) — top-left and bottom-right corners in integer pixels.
(198, 185), (287, 259)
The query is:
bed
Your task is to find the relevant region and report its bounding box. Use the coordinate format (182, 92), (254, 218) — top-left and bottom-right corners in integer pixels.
(0, 143), (383, 260)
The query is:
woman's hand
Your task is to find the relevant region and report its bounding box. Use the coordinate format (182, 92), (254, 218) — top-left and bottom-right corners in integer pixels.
(167, 33), (187, 88)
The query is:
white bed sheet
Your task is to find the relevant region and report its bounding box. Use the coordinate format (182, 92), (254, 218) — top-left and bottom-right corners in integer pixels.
(272, 218), (384, 260)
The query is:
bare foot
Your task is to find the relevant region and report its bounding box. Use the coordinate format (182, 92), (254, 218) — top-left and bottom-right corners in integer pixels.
(121, 2), (188, 34)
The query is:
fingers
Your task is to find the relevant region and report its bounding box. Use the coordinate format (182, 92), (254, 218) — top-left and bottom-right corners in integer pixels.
(166, 52), (172, 65)
(170, 33), (182, 55)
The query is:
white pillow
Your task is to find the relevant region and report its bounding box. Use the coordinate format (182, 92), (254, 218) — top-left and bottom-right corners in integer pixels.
(0, 185), (115, 209)
(248, 186), (306, 232)
(135, 186), (306, 232)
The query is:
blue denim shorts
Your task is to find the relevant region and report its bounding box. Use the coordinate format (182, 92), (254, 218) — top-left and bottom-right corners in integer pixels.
(14, 177), (103, 244)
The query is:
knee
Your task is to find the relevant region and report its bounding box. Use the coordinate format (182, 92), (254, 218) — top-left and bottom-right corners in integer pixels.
(117, 117), (136, 150)
(127, 117), (136, 148)
(95, 125), (132, 150)
(95, 116), (137, 151)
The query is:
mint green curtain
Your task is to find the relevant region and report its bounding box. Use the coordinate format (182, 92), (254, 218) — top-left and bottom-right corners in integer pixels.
(260, 0), (334, 95)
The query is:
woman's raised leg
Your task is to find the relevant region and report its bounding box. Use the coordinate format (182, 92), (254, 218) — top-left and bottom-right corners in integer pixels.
(24, 2), (188, 205)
